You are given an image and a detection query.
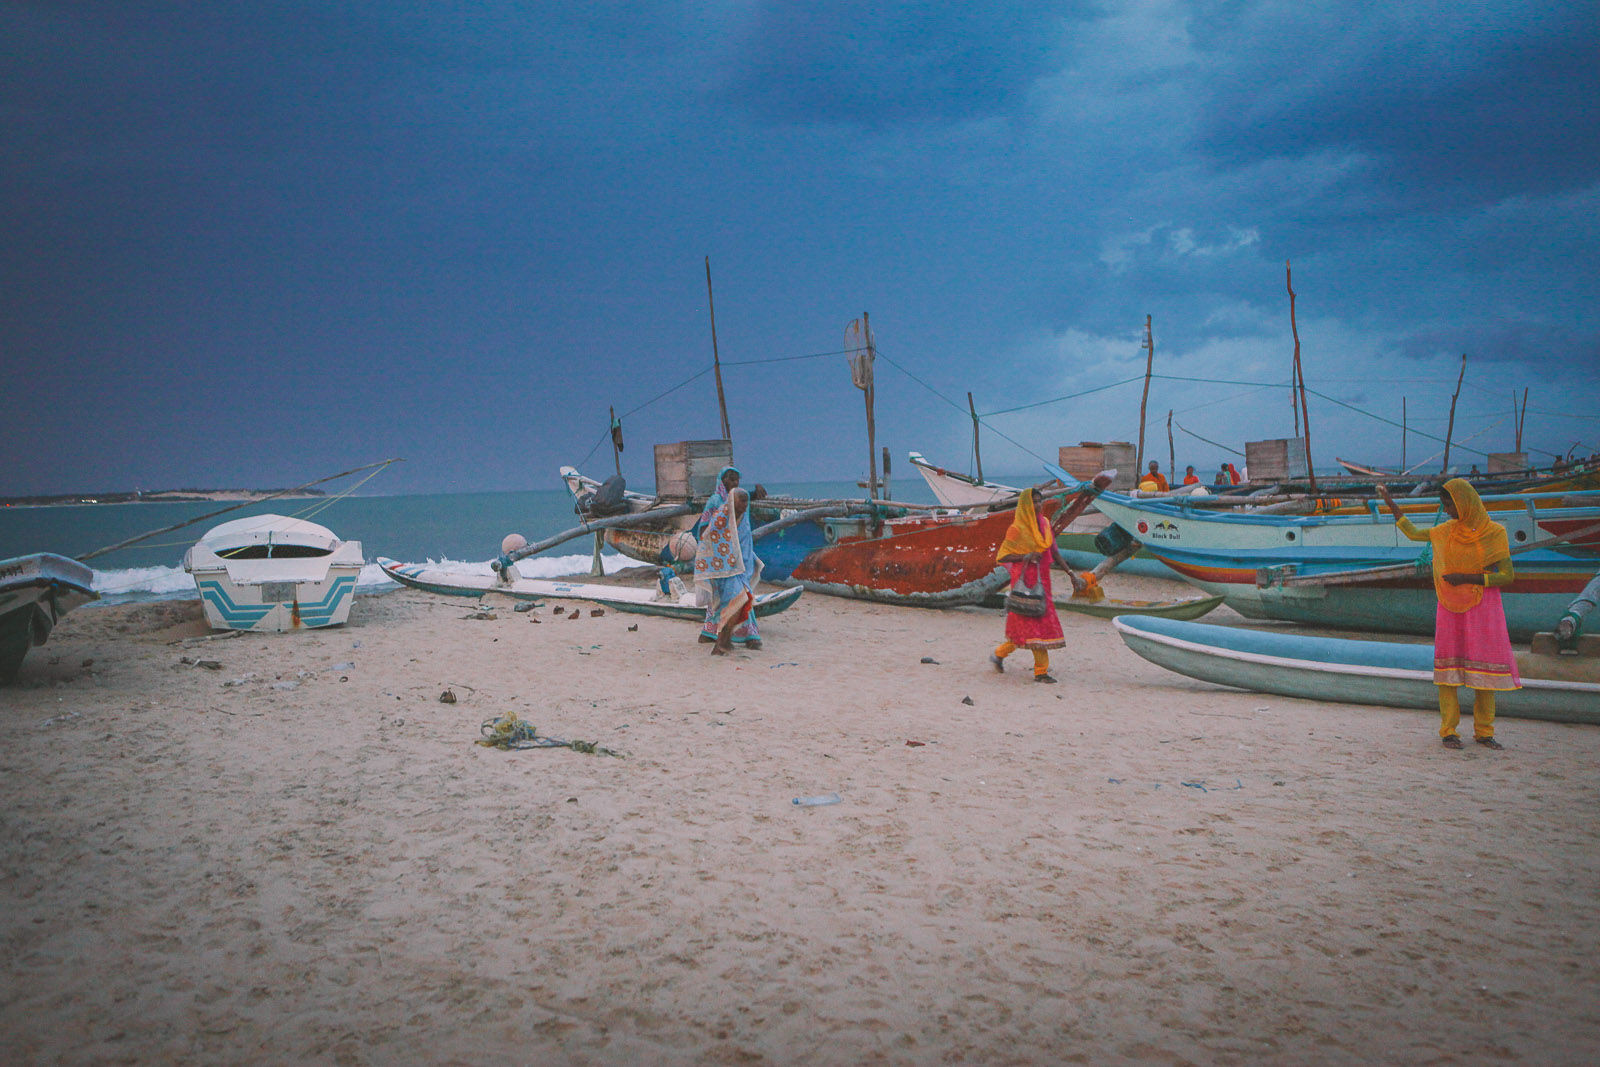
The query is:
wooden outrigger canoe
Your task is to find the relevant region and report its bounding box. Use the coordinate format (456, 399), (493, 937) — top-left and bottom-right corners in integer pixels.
(977, 591), (1224, 621)
(1083, 480), (1600, 640)
(377, 557), (804, 622)
(1113, 614), (1600, 725)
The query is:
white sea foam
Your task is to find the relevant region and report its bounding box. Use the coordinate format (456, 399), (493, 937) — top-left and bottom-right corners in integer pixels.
(85, 551), (634, 604)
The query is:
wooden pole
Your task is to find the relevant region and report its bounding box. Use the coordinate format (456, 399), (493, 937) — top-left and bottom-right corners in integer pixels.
(1516, 386), (1529, 452)
(1136, 315), (1154, 474)
(881, 446), (891, 500)
(864, 312), (879, 500)
(1286, 261), (1317, 492)
(1402, 397), (1407, 470)
(1291, 348), (1301, 437)
(705, 256), (732, 446)
(1167, 409), (1175, 485)
(1441, 353), (1467, 474)
(609, 405), (621, 477)
(968, 392), (984, 483)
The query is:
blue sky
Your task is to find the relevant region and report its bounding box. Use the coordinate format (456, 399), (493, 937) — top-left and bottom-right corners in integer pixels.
(3, 1), (1596, 494)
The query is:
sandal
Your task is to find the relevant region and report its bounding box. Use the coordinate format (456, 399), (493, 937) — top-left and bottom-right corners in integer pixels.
(1033, 674), (1057, 684)
(745, 639), (762, 650)
(1475, 736), (1504, 750)
(1442, 735), (1463, 749)
(990, 653), (1005, 674)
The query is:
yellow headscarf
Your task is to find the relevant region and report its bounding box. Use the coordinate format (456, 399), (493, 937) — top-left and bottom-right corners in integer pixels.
(1426, 478), (1510, 613)
(997, 489), (1051, 561)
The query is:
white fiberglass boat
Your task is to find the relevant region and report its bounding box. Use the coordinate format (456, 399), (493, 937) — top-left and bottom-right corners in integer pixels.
(183, 515), (363, 632)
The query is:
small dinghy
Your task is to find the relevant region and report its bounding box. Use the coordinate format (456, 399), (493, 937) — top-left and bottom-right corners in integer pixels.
(184, 515), (364, 632)
(377, 557), (804, 621)
(0, 553), (99, 682)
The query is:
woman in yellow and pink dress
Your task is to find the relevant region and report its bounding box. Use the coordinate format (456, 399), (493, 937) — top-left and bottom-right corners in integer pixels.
(1378, 478), (1519, 750)
(989, 488), (1068, 683)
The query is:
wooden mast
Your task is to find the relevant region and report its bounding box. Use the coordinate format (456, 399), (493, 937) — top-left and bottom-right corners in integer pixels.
(1515, 386), (1529, 453)
(1442, 354), (1466, 474)
(608, 405), (621, 476)
(1287, 261), (1316, 492)
(968, 392), (984, 483)
(705, 256), (732, 446)
(1136, 315), (1154, 475)
(864, 312), (878, 499)
(1167, 408), (1175, 485)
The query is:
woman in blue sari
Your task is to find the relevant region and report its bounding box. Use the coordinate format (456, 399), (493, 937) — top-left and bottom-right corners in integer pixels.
(693, 466), (763, 654)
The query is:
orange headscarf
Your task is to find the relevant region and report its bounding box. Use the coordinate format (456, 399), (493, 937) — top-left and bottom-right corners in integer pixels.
(997, 489), (1051, 561)
(1425, 478), (1510, 613)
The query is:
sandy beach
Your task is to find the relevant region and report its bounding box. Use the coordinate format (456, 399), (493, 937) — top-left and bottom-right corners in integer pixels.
(4, 575), (1599, 1065)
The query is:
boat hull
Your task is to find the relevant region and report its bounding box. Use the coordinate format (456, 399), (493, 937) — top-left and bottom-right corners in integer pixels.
(789, 504), (1055, 607)
(191, 568), (361, 632)
(603, 519), (827, 582)
(377, 558), (805, 621)
(1087, 486), (1600, 639)
(183, 515), (364, 632)
(0, 554), (99, 683)
(1113, 615), (1600, 725)
(907, 452), (1019, 507)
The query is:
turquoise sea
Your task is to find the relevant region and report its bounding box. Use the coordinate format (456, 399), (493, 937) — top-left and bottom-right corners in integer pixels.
(0, 478), (951, 605)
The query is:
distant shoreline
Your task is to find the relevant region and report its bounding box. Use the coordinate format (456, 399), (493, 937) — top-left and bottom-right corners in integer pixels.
(0, 489), (327, 508)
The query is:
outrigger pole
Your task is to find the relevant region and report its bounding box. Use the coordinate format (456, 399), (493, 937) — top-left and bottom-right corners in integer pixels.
(77, 458), (404, 562)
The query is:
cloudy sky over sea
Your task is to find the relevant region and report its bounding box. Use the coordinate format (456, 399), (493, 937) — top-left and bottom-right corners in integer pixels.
(4, 2), (1597, 494)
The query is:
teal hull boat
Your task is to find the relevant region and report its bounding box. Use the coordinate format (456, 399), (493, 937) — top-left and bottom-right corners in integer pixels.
(1113, 614), (1600, 725)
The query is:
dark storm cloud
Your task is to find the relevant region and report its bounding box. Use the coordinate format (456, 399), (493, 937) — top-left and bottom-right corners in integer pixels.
(720, 2), (1085, 127)
(1189, 2), (1600, 208)
(1397, 318), (1600, 365)
(2, 1), (1596, 494)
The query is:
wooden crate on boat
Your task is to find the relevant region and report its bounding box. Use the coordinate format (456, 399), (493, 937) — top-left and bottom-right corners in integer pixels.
(1245, 437), (1309, 480)
(654, 440), (733, 500)
(1488, 452), (1528, 474)
(1058, 442), (1137, 489)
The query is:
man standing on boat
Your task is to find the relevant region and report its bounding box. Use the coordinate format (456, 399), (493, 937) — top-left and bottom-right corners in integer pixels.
(1144, 461), (1170, 491)
(693, 466), (763, 654)
(1182, 465), (1200, 486)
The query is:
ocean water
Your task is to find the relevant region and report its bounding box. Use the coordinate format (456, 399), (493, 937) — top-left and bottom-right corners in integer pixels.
(0, 478), (943, 606)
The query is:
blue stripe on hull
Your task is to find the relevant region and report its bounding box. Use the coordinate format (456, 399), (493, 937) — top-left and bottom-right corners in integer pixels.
(196, 575), (357, 630)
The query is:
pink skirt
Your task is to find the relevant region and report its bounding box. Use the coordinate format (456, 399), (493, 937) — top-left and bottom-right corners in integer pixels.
(1004, 560), (1065, 650)
(1433, 588), (1521, 690)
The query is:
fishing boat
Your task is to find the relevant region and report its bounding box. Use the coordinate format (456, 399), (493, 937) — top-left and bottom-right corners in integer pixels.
(1113, 614), (1600, 725)
(377, 557), (804, 621)
(1078, 474), (1600, 639)
(559, 464), (830, 580)
(910, 450), (1181, 579)
(907, 452), (1019, 506)
(1336, 458), (1397, 478)
(183, 515), (364, 632)
(979, 589), (1225, 620)
(782, 492), (1097, 608)
(0, 553), (99, 682)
